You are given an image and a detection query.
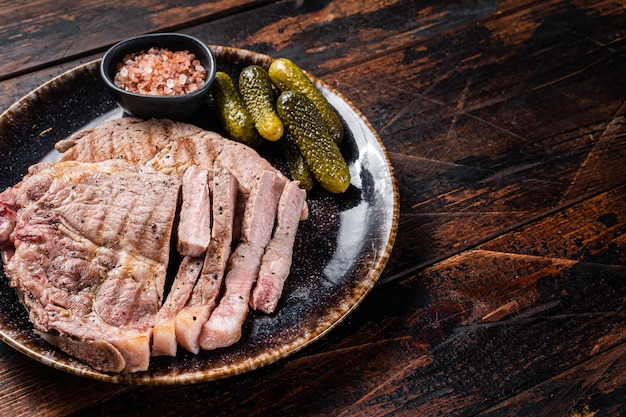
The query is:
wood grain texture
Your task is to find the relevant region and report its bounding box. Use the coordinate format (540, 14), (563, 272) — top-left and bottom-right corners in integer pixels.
(0, 343), (132, 416)
(0, 0), (624, 416)
(0, 0), (276, 79)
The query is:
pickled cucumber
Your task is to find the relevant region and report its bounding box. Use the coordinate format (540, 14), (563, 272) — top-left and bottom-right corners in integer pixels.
(280, 132), (316, 191)
(277, 91), (350, 194)
(211, 71), (261, 147)
(239, 65), (284, 141)
(268, 58), (344, 145)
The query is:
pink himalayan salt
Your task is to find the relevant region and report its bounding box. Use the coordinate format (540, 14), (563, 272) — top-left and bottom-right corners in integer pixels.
(114, 47), (207, 96)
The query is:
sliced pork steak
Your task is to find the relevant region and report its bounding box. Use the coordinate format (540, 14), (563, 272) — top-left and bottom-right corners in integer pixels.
(199, 170), (285, 350)
(57, 118), (308, 245)
(176, 164), (238, 354)
(0, 160), (179, 373)
(251, 180), (307, 313)
(0, 118), (310, 372)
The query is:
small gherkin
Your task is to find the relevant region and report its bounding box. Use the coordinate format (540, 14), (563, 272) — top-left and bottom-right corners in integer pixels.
(277, 91), (350, 194)
(269, 58), (344, 145)
(239, 65), (284, 141)
(211, 71), (262, 147)
(279, 131), (316, 191)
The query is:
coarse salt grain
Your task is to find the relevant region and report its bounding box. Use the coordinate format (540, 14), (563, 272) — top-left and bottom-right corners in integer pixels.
(114, 47), (207, 96)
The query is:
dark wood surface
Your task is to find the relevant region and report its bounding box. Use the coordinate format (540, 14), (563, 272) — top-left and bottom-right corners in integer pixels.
(1, 0), (625, 415)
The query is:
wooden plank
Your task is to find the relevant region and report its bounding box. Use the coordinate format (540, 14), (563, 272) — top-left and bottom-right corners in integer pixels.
(479, 185), (626, 265)
(0, 343), (133, 416)
(481, 343), (626, 416)
(0, 0), (276, 79)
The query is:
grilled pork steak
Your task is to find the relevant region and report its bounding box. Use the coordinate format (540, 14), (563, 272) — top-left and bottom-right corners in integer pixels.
(0, 160), (179, 373)
(0, 118), (309, 373)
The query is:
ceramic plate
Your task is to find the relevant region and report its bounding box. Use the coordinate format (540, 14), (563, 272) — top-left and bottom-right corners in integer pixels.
(0, 46), (398, 385)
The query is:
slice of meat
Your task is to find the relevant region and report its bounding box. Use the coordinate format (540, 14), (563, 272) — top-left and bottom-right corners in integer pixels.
(199, 170), (285, 350)
(56, 117), (176, 164)
(251, 180), (307, 314)
(175, 165), (238, 354)
(151, 256), (203, 357)
(0, 160), (179, 373)
(177, 166), (211, 257)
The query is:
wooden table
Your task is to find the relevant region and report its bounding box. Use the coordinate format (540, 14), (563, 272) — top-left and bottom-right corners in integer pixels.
(1, 0), (625, 415)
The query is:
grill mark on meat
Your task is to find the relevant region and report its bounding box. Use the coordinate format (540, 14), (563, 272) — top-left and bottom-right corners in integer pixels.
(148, 135), (220, 178)
(251, 180), (307, 314)
(152, 256), (203, 357)
(199, 170), (285, 350)
(145, 124), (279, 195)
(176, 165), (238, 354)
(1, 160), (180, 373)
(57, 118), (174, 164)
(93, 253), (165, 328)
(49, 167), (176, 265)
(133, 178), (175, 260)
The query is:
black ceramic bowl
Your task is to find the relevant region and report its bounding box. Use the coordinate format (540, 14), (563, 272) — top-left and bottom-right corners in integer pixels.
(100, 33), (216, 121)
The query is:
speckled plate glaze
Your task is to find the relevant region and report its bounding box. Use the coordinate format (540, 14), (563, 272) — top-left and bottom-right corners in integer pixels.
(0, 46), (398, 385)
